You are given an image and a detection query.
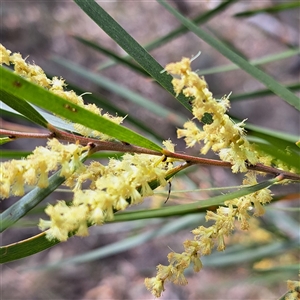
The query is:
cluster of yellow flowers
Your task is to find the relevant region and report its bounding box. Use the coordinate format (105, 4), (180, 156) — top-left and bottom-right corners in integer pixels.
(0, 44), (123, 140)
(144, 57), (274, 297)
(0, 136), (175, 241)
(0, 139), (87, 199)
(165, 57), (267, 173)
(145, 172), (273, 297)
(39, 141), (175, 241)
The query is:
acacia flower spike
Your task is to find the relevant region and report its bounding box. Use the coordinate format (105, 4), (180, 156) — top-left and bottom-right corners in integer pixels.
(0, 44), (124, 141)
(145, 173), (283, 298)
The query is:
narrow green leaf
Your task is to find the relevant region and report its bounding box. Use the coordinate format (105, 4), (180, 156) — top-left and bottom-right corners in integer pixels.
(112, 177), (278, 221)
(228, 83), (300, 102)
(52, 56), (187, 126)
(243, 126), (300, 170)
(0, 177), (277, 263)
(73, 0), (191, 111)
(235, 1), (300, 17)
(200, 49), (300, 75)
(256, 141), (300, 171)
(145, 0), (239, 51)
(1, 101), (76, 133)
(0, 67), (162, 152)
(242, 123), (300, 170)
(0, 170), (67, 233)
(97, 0), (239, 71)
(0, 232), (60, 263)
(73, 36), (149, 77)
(0, 150), (31, 159)
(157, 0), (300, 111)
(67, 83), (165, 141)
(0, 90), (48, 128)
(244, 122), (299, 145)
(0, 137), (14, 145)
(115, 179), (274, 222)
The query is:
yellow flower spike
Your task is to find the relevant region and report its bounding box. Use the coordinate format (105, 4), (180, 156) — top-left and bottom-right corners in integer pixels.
(166, 55), (266, 173)
(0, 44), (125, 141)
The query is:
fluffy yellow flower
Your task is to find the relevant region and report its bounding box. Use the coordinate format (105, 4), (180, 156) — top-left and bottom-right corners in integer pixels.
(39, 143), (175, 241)
(0, 139), (86, 199)
(0, 43), (125, 141)
(39, 201), (89, 241)
(165, 56), (263, 173)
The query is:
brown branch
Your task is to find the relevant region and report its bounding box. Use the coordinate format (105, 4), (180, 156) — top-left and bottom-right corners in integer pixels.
(162, 150), (300, 181)
(0, 128), (52, 139)
(1, 126), (299, 182)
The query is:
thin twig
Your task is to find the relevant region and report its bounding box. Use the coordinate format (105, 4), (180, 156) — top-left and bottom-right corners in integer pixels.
(1, 126), (299, 181)
(163, 150), (300, 181)
(0, 128), (52, 139)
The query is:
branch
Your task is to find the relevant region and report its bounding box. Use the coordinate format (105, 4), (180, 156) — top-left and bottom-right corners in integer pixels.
(1, 126), (299, 181)
(162, 150), (300, 181)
